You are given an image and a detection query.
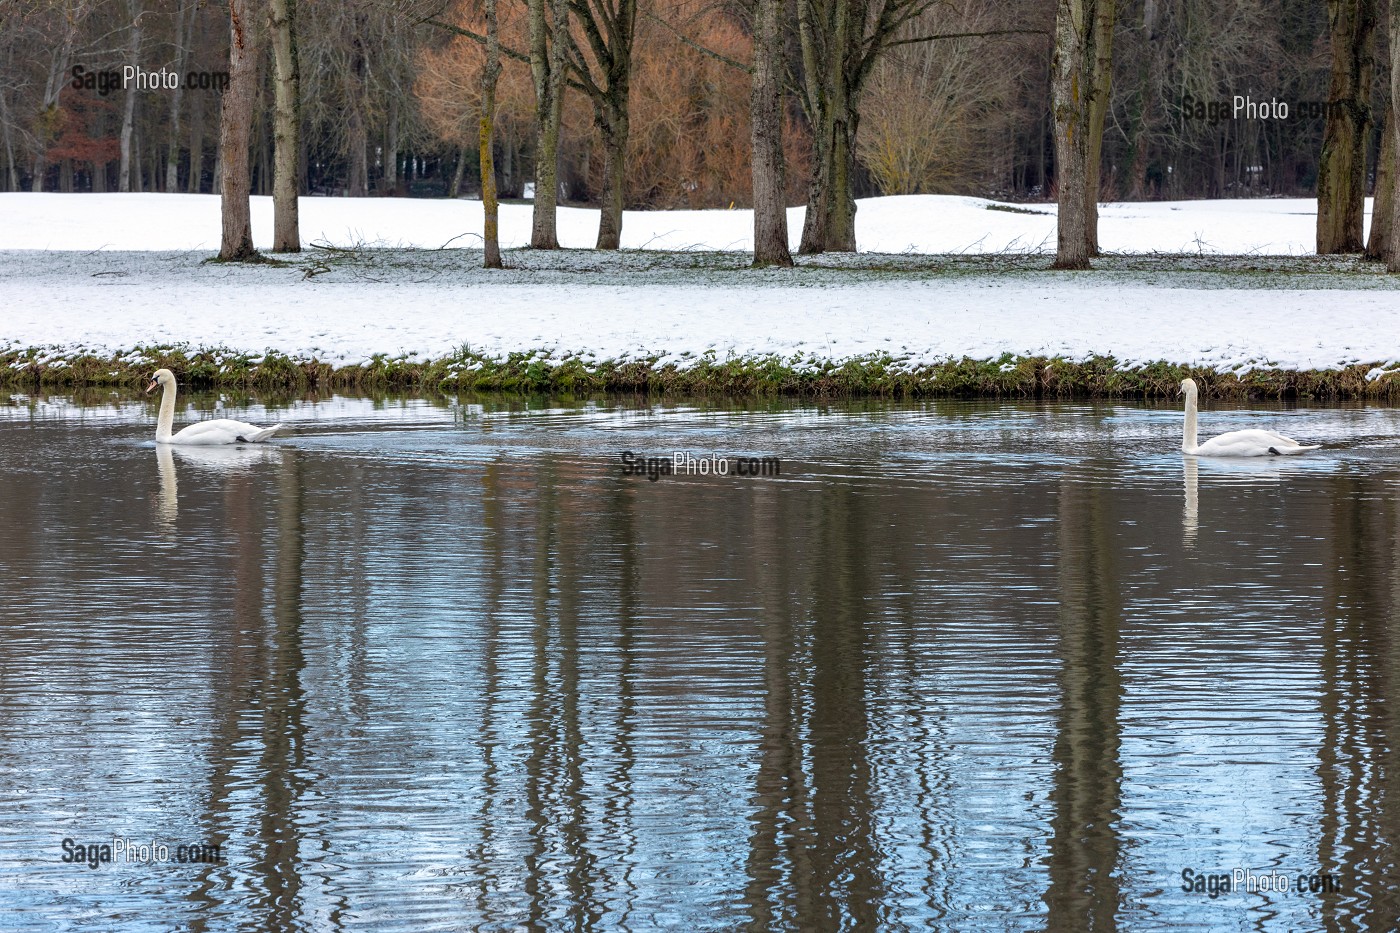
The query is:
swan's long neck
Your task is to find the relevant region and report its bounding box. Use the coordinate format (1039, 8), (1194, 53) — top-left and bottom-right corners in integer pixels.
(156, 380), (176, 443)
(1182, 388), (1198, 453)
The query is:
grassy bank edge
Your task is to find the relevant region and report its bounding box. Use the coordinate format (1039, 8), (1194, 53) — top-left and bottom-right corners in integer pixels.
(5, 345), (1400, 399)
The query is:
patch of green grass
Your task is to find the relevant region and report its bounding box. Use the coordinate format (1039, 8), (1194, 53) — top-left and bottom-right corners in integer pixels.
(4, 344), (1400, 400)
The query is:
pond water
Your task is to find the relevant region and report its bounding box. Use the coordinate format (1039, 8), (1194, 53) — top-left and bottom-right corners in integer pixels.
(2, 391), (1400, 932)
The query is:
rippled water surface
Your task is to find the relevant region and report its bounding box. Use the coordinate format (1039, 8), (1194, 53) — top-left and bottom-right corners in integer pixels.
(3, 391), (1400, 932)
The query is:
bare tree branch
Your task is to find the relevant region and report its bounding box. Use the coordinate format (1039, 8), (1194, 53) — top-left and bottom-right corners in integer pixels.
(641, 10), (751, 73)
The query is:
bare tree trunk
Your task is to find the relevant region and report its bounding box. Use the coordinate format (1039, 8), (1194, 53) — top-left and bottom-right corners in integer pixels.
(559, 0), (635, 249)
(450, 143), (468, 198)
(346, 28), (369, 197)
(219, 0), (261, 261)
(751, 0), (792, 267)
(269, 0), (300, 251)
(32, 25), (79, 192)
(1318, 0), (1378, 254)
(1052, 0), (1112, 269)
(165, 0), (192, 192)
(1126, 0), (1161, 199)
(0, 39), (15, 191)
(1084, 0), (1115, 255)
(1367, 109), (1393, 260)
(188, 89), (204, 192)
(119, 1), (142, 193)
(595, 109), (629, 249)
(796, 0), (858, 254)
(1390, 0), (1400, 271)
(384, 109), (399, 193)
(347, 110), (368, 196)
(481, 0), (502, 268)
(1, 118), (15, 191)
(528, 0), (567, 248)
(133, 125), (144, 191)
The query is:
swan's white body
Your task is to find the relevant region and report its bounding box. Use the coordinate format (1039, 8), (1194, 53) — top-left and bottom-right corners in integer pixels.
(148, 369), (281, 445)
(1180, 377), (1317, 457)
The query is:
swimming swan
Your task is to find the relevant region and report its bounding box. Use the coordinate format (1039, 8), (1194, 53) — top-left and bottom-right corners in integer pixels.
(1180, 377), (1317, 457)
(147, 368), (281, 445)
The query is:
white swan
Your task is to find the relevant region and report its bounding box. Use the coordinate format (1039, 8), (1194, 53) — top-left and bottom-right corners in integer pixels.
(147, 368), (282, 445)
(1180, 377), (1318, 457)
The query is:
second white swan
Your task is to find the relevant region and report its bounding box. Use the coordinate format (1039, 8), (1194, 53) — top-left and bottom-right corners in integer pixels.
(1180, 377), (1318, 457)
(147, 368), (282, 445)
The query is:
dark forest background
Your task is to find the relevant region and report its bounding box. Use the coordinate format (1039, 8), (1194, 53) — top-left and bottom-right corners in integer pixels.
(0, 0), (1390, 207)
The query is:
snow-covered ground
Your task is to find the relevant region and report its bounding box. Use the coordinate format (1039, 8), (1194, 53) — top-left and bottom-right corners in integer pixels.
(3, 248), (1398, 373)
(0, 191), (1379, 255)
(1, 193), (1397, 373)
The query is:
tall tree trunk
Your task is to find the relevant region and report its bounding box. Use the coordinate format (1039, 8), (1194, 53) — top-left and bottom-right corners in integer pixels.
(595, 108), (629, 249)
(346, 28), (369, 197)
(1367, 110), (1393, 260)
(219, 0), (261, 261)
(1052, 0), (1112, 270)
(562, 0), (635, 249)
(1084, 0), (1115, 255)
(119, 2), (142, 193)
(528, 0), (567, 248)
(1318, 0), (1378, 254)
(1126, 0), (1161, 199)
(384, 109), (399, 193)
(751, 0), (792, 267)
(165, 0), (192, 192)
(795, 0), (858, 254)
(188, 90), (205, 192)
(1389, 0), (1400, 272)
(133, 125), (144, 191)
(269, 0), (300, 251)
(0, 40), (15, 191)
(32, 27), (79, 193)
(481, 0), (503, 268)
(450, 143), (468, 198)
(347, 110), (368, 196)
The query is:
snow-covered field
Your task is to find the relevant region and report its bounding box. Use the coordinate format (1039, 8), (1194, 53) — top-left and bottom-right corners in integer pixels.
(0, 191), (1379, 254)
(1, 193), (1397, 373)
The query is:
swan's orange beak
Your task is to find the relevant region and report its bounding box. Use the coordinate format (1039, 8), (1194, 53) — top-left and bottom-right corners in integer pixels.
(145, 379), (158, 394)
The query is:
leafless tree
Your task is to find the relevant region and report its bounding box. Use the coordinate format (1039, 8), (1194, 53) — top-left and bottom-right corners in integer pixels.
(1051, 0), (1115, 269)
(1367, 110), (1393, 260)
(1317, 0), (1378, 254)
(219, 0), (261, 260)
(481, 0), (504, 266)
(567, 0), (638, 248)
(117, 0), (141, 191)
(269, 0), (301, 250)
(1389, 0), (1400, 271)
(750, 0), (791, 266)
(528, 0), (569, 247)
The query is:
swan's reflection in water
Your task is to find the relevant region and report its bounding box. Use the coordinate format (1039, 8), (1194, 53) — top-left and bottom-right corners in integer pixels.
(1183, 456), (1198, 548)
(155, 444), (178, 532)
(172, 443), (284, 472)
(153, 442), (283, 525)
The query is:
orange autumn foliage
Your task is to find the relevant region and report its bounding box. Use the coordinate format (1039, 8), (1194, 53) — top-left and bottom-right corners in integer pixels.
(415, 0), (808, 209)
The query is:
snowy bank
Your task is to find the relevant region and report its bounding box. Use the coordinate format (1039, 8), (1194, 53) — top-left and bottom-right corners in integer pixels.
(2, 251), (1399, 389)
